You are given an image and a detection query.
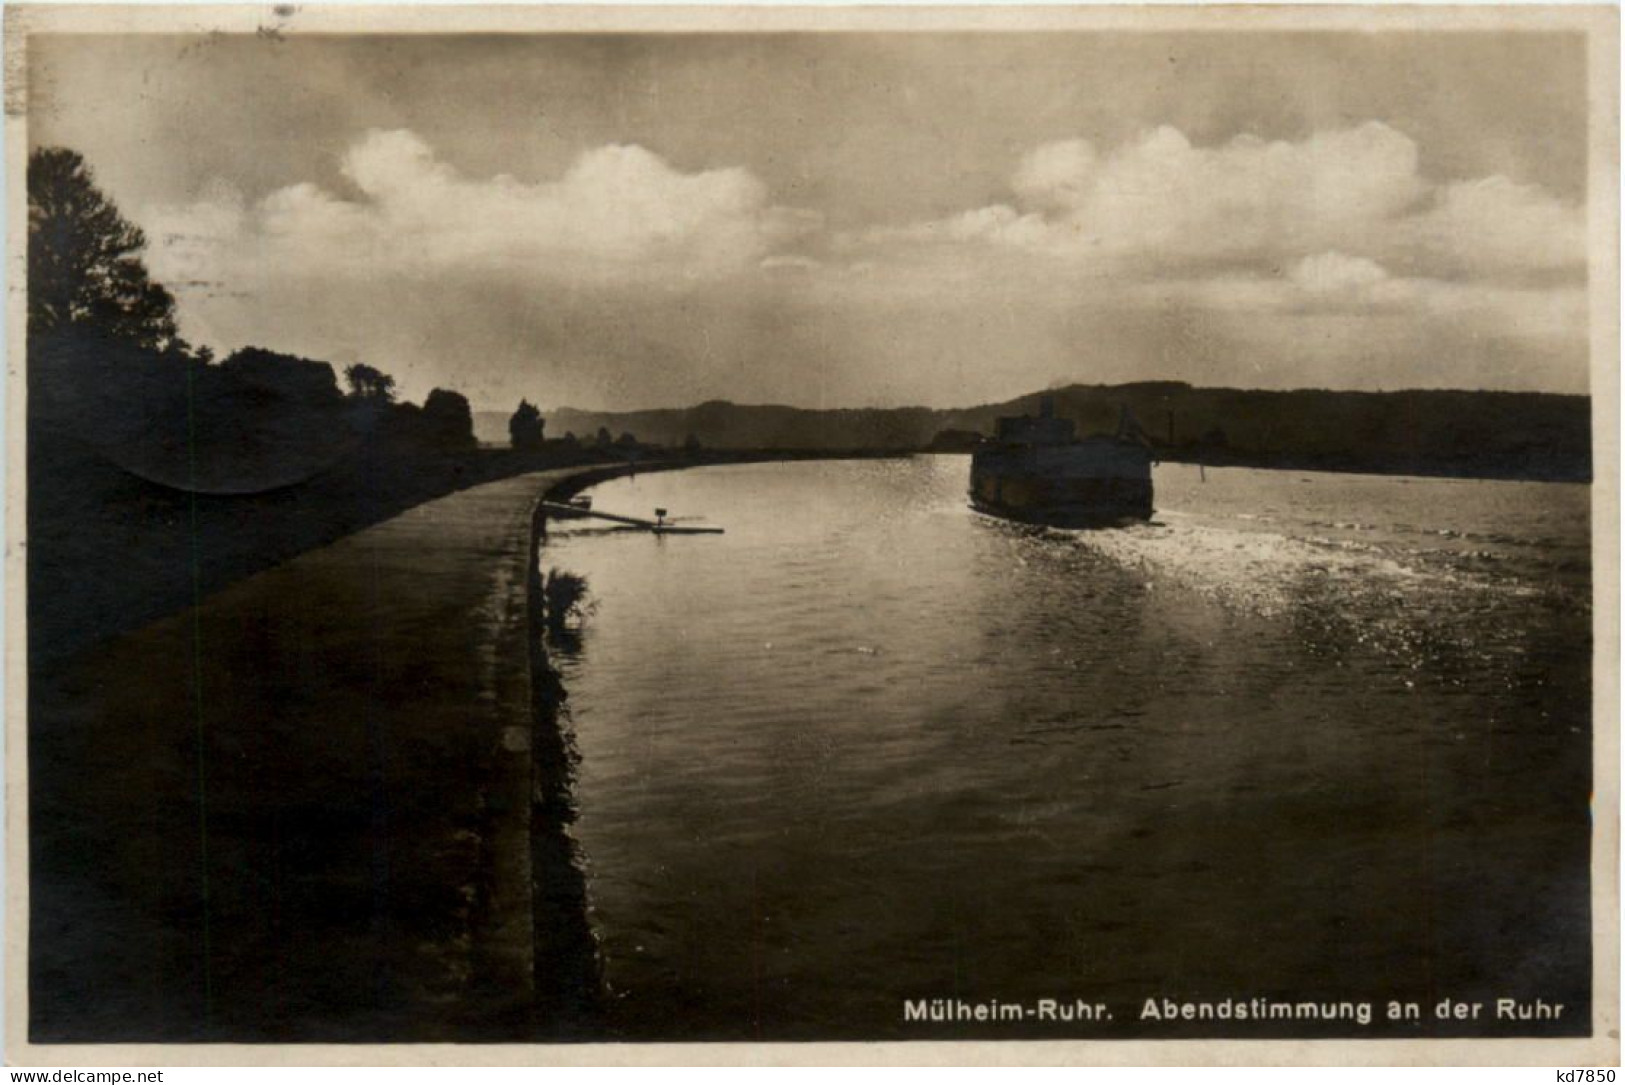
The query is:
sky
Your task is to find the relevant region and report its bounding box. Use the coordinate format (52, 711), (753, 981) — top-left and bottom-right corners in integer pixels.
(30, 31), (1592, 410)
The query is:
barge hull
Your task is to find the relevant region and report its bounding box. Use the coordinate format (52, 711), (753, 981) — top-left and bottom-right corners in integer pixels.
(968, 480), (1153, 527)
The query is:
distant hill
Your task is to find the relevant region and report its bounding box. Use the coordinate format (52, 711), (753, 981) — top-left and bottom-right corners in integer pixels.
(476, 381), (1591, 481)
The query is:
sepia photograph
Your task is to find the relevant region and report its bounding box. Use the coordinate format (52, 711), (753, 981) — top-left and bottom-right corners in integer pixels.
(4, 3), (1618, 1065)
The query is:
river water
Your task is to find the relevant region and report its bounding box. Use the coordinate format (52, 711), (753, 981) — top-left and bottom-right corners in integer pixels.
(541, 457), (1592, 1040)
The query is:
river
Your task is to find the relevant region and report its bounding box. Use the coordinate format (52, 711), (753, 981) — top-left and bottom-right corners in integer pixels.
(541, 456), (1592, 1040)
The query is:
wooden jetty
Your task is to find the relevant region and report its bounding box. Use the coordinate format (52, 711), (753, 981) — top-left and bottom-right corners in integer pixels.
(538, 501), (725, 535)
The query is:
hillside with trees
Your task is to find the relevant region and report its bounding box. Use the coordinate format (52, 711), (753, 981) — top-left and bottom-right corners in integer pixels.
(533, 382), (1590, 482)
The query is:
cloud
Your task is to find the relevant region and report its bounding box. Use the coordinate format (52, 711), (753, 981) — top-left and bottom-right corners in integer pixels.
(1289, 251), (1390, 294)
(144, 129), (818, 290)
(132, 122), (1589, 408)
(1011, 138), (1101, 211)
(819, 121), (1589, 397)
(1400, 174), (1588, 275)
(760, 254), (823, 273)
(851, 122), (1584, 284)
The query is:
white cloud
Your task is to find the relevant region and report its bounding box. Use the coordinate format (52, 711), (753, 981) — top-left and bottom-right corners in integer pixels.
(818, 120), (1589, 396)
(1401, 174), (1587, 275)
(1011, 138), (1100, 211)
(143, 129), (817, 289)
(131, 122), (1589, 406)
(852, 122), (1584, 283)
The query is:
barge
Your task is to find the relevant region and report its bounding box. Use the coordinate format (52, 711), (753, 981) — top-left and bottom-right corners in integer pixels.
(969, 396), (1154, 527)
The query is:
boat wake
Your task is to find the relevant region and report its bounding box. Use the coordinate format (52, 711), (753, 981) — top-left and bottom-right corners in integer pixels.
(1044, 508), (1582, 622)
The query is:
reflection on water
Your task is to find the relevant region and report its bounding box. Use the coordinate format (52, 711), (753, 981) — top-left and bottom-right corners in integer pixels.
(543, 457), (1591, 1040)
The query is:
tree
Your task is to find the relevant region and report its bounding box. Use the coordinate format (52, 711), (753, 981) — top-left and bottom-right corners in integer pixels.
(221, 346), (342, 407)
(508, 399), (545, 451)
(343, 363), (396, 403)
(28, 147), (180, 351)
(421, 388), (475, 451)
(595, 426), (614, 448)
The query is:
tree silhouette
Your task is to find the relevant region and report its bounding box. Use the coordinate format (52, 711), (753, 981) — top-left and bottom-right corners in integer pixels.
(343, 363), (396, 403)
(421, 388), (475, 451)
(28, 147), (180, 351)
(508, 399), (545, 451)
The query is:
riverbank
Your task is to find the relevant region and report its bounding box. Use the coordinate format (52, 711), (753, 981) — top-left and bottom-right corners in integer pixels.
(27, 465), (623, 1041)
